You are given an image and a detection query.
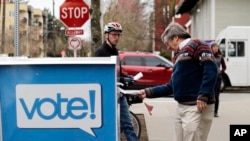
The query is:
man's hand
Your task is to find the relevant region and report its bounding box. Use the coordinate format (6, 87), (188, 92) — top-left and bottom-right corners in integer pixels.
(196, 100), (207, 112)
(137, 90), (146, 99)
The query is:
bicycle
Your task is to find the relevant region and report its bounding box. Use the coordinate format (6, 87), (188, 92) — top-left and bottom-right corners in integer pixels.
(117, 73), (143, 140)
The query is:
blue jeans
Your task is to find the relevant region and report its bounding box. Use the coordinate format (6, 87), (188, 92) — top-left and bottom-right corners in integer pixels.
(120, 96), (138, 141)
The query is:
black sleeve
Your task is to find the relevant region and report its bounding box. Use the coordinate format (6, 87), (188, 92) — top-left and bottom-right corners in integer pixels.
(93, 48), (104, 57)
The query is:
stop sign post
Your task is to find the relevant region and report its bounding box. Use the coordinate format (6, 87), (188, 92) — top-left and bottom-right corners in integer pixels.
(60, 0), (90, 28)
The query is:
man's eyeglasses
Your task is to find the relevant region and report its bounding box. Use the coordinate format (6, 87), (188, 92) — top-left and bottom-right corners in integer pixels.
(109, 33), (122, 37)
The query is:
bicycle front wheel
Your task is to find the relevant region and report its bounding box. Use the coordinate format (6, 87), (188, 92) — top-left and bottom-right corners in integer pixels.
(120, 111), (141, 140)
(129, 111), (141, 139)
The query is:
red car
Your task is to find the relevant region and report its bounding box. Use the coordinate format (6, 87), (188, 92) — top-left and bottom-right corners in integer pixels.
(118, 52), (173, 89)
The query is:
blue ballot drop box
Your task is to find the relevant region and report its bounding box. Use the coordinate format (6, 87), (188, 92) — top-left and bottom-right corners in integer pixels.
(0, 56), (119, 141)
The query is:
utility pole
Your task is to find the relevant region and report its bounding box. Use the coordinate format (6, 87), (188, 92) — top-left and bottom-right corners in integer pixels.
(53, 0), (55, 18)
(44, 9), (48, 57)
(52, 0), (56, 54)
(14, 0), (20, 56)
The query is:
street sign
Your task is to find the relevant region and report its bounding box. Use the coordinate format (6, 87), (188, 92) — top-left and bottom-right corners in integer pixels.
(65, 29), (84, 36)
(60, 0), (90, 28)
(68, 37), (82, 50)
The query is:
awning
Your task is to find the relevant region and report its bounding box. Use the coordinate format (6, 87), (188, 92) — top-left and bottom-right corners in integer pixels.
(175, 0), (199, 14)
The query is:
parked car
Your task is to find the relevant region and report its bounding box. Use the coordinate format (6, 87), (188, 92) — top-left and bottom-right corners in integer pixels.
(118, 51), (173, 89)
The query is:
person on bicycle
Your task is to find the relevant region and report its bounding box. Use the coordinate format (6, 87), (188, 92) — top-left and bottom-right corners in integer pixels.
(94, 22), (138, 141)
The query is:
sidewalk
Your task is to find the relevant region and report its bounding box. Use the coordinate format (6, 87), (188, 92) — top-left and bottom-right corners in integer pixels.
(130, 93), (250, 141)
(131, 98), (175, 141)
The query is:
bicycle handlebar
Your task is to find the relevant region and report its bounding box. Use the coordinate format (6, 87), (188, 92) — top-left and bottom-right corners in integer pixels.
(117, 72), (143, 105)
(117, 72), (143, 95)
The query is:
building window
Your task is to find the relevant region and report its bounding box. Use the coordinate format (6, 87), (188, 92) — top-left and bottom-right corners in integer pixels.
(9, 11), (15, 17)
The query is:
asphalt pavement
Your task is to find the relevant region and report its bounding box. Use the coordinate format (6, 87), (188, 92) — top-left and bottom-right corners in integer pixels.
(129, 92), (250, 141)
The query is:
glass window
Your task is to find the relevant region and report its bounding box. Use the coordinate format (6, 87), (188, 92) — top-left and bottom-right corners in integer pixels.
(9, 11), (15, 17)
(228, 42), (236, 57)
(144, 56), (165, 67)
(122, 56), (142, 66)
(228, 41), (245, 57)
(219, 39), (226, 57)
(237, 42), (245, 56)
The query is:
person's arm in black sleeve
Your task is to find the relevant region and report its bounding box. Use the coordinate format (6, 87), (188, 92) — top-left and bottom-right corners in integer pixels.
(220, 57), (227, 74)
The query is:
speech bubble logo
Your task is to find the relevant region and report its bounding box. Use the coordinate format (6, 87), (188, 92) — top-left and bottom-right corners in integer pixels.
(16, 84), (102, 136)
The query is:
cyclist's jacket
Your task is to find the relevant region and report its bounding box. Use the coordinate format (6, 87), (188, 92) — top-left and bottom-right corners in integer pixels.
(94, 41), (118, 57)
(145, 39), (218, 104)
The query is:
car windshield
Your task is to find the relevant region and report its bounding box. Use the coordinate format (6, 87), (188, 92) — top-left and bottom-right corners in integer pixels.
(157, 55), (173, 67)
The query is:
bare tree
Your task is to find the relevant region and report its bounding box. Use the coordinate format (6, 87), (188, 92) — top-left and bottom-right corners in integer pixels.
(0, 29), (14, 55)
(46, 16), (68, 57)
(154, 0), (175, 55)
(103, 0), (153, 52)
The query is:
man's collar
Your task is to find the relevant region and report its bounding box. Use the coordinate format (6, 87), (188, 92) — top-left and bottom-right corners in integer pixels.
(179, 38), (191, 50)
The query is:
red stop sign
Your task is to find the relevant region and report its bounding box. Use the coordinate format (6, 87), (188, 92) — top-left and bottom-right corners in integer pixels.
(60, 0), (90, 28)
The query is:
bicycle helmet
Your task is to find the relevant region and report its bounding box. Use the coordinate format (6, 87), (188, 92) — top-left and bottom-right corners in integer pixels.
(104, 22), (122, 33)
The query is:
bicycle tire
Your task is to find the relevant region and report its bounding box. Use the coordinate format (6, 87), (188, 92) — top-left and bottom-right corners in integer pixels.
(120, 111), (141, 140)
(129, 111), (141, 139)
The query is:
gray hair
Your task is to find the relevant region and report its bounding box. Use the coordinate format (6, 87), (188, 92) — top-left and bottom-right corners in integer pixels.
(161, 22), (191, 44)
